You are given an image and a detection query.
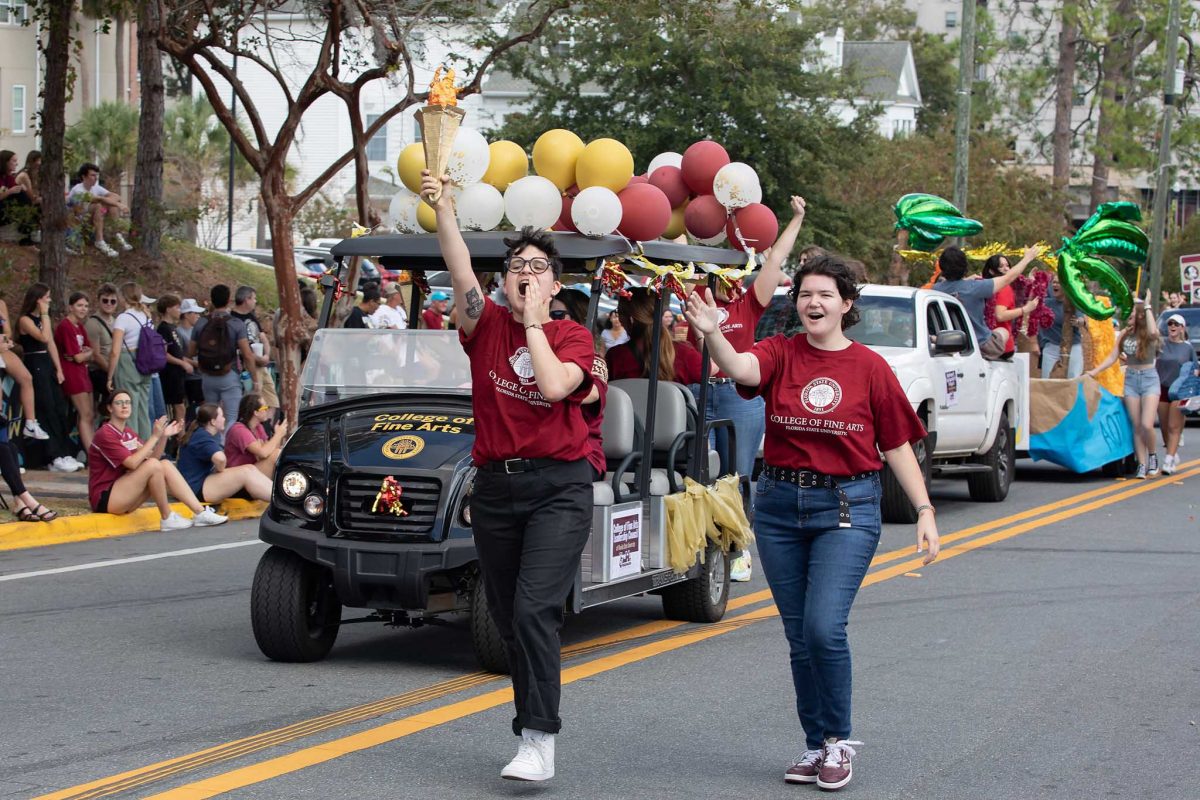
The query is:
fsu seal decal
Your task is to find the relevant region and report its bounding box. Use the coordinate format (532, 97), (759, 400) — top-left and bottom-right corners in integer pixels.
(508, 346), (536, 385)
(382, 435), (425, 460)
(800, 377), (842, 415)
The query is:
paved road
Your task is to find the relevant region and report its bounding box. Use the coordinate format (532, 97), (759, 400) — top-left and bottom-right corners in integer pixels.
(3, 457), (1198, 800)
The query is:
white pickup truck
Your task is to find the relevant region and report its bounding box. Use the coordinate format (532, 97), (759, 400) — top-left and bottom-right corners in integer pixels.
(844, 286), (1031, 522)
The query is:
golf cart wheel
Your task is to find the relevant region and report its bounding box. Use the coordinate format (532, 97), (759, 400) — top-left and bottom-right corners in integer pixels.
(661, 544), (730, 623)
(251, 546), (341, 663)
(470, 574), (510, 674)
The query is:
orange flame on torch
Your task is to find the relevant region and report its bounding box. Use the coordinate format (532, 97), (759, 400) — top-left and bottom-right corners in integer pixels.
(429, 67), (459, 107)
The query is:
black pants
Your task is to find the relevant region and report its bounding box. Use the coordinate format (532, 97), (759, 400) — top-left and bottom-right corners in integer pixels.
(470, 458), (593, 736)
(0, 440), (26, 497)
(25, 352), (74, 462)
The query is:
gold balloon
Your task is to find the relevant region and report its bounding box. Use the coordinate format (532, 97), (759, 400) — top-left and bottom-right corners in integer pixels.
(576, 138), (634, 193)
(417, 200), (438, 232)
(482, 140), (529, 192)
(664, 203), (687, 239)
(532, 129), (584, 192)
(397, 143), (426, 195)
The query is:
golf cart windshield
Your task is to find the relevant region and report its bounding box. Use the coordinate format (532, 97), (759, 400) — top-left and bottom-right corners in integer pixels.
(300, 329), (471, 408)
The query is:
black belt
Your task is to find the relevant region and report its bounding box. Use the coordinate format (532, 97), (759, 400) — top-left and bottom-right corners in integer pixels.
(477, 457), (567, 475)
(708, 377), (734, 384)
(761, 466), (877, 529)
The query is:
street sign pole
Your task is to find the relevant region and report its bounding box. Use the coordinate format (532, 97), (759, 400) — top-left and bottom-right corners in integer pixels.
(1147, 0), (1182, 313)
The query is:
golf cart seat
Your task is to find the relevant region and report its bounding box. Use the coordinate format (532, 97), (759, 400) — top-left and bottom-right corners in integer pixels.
(596, 385), (639, 505)
(610, 378), (695, 496)
(674, 382), (726, 481)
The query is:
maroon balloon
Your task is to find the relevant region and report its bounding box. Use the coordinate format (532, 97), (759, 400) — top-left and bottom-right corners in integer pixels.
(554, 193), (577, 232)
(684, 194), (728, 239)
(618, 183), (672, 241)
(725, 203), (778, 252)
(628, 174), (650, 185)
(681, 140), (730, 195)
(649, 165), (689, 208)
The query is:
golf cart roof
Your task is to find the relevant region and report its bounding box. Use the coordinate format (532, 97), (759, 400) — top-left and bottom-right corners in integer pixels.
(330, 232), (754, 273)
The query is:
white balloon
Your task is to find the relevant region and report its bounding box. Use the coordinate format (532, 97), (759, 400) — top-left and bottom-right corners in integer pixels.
(712, 162), (762, 210)
(571, 186), (623, 236)
(697, 230), (727, 246)
(388, 189), (422, 233)
(456, 183), (505, 231)
(504, 175), (562, 229)
(447, 127), (491, 187)
(647, 151), (683, 176)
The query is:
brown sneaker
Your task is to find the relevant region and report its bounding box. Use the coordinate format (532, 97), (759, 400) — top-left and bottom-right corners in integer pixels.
(784, 748), (823, 784)
(816, 738), (861, 791)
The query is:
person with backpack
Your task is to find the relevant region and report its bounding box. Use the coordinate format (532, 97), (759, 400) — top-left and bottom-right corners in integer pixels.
(105, 282), (167, 441)
(189, 284), (256, 438)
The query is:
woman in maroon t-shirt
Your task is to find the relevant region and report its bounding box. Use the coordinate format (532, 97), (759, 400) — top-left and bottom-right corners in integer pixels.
(686, 254), (940, 792)
(54, 291), (97, 451)
(605, 287), (707, 384)
(424, 169), (597, 783)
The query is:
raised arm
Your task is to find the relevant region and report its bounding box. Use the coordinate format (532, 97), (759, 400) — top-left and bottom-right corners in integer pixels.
(753, 196), (806, 308)
(684, 291), (761, 386)
(993, 245), (1042, 292)
(421, 170), (485, 337)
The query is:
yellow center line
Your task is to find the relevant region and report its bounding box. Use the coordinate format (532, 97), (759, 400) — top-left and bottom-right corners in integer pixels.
(134, 465), (1199, 800)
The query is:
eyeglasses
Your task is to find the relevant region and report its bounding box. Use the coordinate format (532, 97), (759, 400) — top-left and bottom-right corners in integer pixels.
(110, 399), (132, 407)
(100, 298), (117, 305)
(549, 309), (569, 321)
(506, 256), (552, 274)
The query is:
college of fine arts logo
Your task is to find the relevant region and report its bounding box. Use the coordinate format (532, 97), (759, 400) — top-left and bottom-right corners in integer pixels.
(801, 377), (842, 414)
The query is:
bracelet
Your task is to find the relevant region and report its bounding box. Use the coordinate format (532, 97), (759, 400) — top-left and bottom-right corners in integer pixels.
(915, 503), (935, 516)
(524, 323), (543, 331)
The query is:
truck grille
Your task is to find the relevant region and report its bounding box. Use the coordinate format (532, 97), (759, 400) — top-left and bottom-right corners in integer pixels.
(335, 474), (442, 537)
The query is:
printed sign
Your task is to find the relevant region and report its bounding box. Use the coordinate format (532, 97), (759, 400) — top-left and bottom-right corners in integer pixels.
(1181, 254), (1200, 304)
(945, 370), (958, 407)
(609, 506), (642, 580)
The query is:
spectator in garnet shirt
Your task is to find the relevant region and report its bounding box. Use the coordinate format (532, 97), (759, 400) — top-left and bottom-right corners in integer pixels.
(605, 287), (708, 385)
(225, 391), (289, 477)
(686, 254), (939, 792)
(422, 291), (450, 329)
(53, 291), (97, 451)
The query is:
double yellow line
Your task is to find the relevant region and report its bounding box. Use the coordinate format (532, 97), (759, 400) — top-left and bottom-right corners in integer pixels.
(36, 461), (1199, 800)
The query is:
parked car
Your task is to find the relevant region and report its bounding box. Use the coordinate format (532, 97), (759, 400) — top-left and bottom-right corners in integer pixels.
(296, 246), (399, 287)
(230, 248), (324, 281)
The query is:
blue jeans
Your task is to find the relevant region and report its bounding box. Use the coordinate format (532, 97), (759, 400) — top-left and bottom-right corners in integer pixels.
(754, 472), (882, 750)
(200, 371), (242, 442)
(695, 381), (765, 479)
(149, 373), (166, 426)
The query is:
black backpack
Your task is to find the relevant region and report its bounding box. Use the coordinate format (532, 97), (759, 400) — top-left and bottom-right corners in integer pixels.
(196, 314), (235, 374)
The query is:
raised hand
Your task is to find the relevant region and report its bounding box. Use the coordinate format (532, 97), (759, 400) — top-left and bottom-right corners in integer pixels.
(789, 195), (806, 225)
(419, 169), (454, 215)
(523, 279), (551, 326)
(684, 291), (722, 336)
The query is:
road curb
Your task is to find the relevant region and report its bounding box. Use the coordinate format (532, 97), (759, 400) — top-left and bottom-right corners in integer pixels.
(0, 499), (266, 552)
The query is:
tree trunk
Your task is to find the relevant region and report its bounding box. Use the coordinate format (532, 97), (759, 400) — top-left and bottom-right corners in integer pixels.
(887, 229), (910, 285)
(115, 15), (126, 103)
(131, 0), (164, 257)
(1052, 0), (1078, 194)
(38, 0), (74, 311)
(1088, 0), (1136, 213)
(264, 179), (304, 427)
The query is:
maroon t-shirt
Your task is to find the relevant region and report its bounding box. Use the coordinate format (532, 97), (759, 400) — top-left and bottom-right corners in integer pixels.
(737, 334), (925, 475)
(689, 287), (768, 377)
(88, 422), (143, 510)
(584, 355), (609, 477)
(605, 340), (705, 384)
(225, 421), (268, 468)
(422, 309), (445, 330)
(459, 299), (595, 466)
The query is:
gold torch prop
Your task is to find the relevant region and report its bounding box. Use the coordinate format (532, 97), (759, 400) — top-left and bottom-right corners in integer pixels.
(417, 67), (463, 204)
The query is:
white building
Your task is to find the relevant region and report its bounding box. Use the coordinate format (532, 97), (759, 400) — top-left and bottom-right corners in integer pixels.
(816, 28), (922, 139)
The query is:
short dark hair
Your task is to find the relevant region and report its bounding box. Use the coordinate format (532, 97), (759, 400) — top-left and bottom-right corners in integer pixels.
(156, 294), (181, 315)
(211, 284), (231, 308)
(78, 162), (100, 180)
(361, 284), (382, 304)
(790, 254), (862, 330)
(234, 285), (256, 306)
(68, 291), (89, 306)
(938, 247), (969, 281)
(504, 226), (564, 278)
(97, 282), (118, 298)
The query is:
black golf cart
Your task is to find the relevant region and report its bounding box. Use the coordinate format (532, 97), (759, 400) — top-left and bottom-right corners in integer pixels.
(249, 232), (753, 671)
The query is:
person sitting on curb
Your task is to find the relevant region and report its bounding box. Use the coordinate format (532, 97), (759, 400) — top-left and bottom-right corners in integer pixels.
(88, 389), (228, 530)
(177, 403), (273, 504)
(224, 392), (288, 477)
(932, 245), (1040, 360)
(66, 162), (132, 257)
(0, 428), (57, 521)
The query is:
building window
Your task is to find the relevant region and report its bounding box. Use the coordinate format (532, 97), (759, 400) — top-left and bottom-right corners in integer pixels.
(365, 113), (387, 162)
(891, 118), (913, 138)
(0, 0), (28, 25)
(11, 85), (24, 133)
(945, 10), (958, 28)
(413, 118), (422, 143)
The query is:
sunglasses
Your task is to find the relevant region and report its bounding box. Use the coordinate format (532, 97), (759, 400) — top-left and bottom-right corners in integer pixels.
(257, 405), (269, 412)
(1168, 322), (1183, 327)
(100, 298), (117, 305)
(506, 256), (552, 274)
(549, 309), (569, 321)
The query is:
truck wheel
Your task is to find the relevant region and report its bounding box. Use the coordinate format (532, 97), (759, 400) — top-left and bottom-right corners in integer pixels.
(968, 412), (1015, 502)
(470, 575), (510, 674)
(661, 544), (730, 623)
(251, 546), (341, 663)
(881, 432), (932, 524)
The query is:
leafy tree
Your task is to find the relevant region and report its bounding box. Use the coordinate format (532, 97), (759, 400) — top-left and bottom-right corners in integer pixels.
(64, 100), (139, 190)
(909, 31), (959, 135)
(295, 194), (354, 243)
(801, 0), (915, 39)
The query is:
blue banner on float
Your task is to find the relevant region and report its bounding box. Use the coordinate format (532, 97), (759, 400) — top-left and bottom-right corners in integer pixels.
(1028, 382), (1134, 473)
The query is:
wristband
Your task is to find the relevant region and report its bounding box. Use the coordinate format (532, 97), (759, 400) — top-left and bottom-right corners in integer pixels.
(916, 503), (935, 516)
(524, 323), (543, 331)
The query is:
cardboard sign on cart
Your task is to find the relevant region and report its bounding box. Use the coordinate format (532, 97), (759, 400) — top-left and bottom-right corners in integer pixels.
(1181, 254), (1200, 304)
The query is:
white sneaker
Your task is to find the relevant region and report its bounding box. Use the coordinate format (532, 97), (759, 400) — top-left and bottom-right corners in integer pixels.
(730, 552), (752, 582)
(113, 232), (133, 251)
(501, 729), (555, 781)
(63, 456), (84, 472)
(1162, 454), (1176, 476)
(23, 419), (50, 440)
(1147, 453), (1159, 477)
(191, 506), (228, 527)
(48, 457), (75, 473)
(95, 240), (119, 257)
(161, 512), (193, 531)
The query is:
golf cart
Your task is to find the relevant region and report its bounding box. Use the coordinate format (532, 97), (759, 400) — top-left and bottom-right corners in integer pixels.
(249, 232), (754, 671)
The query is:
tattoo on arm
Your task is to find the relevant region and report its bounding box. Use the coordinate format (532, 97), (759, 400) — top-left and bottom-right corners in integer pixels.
(465, 288), (484, 320)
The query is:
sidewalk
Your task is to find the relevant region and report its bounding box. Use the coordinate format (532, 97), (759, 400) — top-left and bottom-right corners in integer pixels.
(1, 467), (265, 552)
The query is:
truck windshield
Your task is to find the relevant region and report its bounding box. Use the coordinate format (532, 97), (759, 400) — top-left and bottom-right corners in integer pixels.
(845, 294), (916, 348)
(300, 329), (472, 407)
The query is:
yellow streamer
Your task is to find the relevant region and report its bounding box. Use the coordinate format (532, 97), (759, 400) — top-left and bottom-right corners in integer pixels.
(898, 241), (1058, 271)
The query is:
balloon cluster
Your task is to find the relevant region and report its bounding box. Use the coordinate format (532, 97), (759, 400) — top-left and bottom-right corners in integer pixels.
(1055, 201), (1146, 321)
(388, 130), (776, 250)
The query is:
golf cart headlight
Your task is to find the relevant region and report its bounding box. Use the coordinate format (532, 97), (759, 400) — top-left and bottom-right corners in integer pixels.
(459, 500), (472, 526)
(281, 470), (308, 500)
(302, 494), (325, 518)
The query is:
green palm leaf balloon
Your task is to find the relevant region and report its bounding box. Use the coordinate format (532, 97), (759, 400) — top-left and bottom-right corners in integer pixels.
(1056, 202), (1146, 320)
(893, 193), (983, 252)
